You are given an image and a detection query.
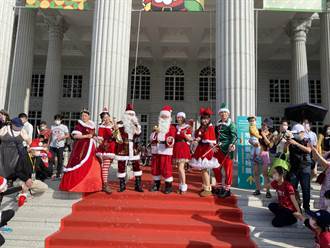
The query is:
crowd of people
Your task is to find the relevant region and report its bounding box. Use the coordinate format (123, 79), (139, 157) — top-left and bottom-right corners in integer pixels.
(0, 103), (330, 247)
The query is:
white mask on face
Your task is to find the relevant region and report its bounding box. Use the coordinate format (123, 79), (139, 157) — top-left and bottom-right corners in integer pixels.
(282, 125), (288, 131)
(327, 129), (330, 136)
(54, 120), (61, 125)
(304, 123), (310, 131)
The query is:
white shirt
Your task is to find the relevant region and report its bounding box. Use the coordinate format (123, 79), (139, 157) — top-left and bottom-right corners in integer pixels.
(22, 122), (33, 147)
(50, 124), (69, 148)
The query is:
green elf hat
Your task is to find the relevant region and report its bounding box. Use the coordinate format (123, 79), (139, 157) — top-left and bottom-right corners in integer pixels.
(218, 103), (230, 114)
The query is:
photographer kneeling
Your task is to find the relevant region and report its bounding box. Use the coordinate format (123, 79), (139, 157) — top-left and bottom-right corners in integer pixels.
(284, 124), (312, 212)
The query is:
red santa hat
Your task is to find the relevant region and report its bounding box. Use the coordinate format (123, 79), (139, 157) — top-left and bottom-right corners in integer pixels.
(176, 112), (186, 119)
(160, 105), (173, 117)
(0, 176), (7, 192)
(99, 106), (110, 118)
(30, 138), (44, 151)
(199, 107), (213, 117)
(125, 103), (135, 115)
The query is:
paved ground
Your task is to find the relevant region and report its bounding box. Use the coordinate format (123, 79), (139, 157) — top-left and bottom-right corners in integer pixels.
(0, 164), (321, 248)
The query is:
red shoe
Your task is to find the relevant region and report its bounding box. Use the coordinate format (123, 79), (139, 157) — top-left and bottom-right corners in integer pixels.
(18, 194), (26, 207)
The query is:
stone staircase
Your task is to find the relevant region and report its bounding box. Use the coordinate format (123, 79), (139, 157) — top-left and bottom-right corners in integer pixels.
(0, 165), (321, 248)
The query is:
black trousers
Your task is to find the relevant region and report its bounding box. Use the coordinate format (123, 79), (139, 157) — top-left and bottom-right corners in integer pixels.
(50, 147), (64, 177)
(268, 203), (297, 227)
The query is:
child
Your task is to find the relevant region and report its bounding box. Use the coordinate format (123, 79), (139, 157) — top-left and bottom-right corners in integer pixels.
(304, 210), (330, 248)
(248, 115), (262, 161)
(268, 166), (304, 227)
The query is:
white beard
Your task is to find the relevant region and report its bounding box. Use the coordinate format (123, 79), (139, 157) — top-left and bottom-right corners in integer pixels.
(154, 0), (173, 5)
(158, 117), (171, 141)
(122, 114), (139, 138)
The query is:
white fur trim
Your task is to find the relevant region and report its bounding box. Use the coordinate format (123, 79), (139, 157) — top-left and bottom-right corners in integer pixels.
(189, 157), (220, 170)
(98, 125), (113, 130)
(160, 110), (171, 117)
(125, 110), (135, 115)
(217, 118), (232, 127)
(176, 112), (186, 119)
(96, 152), (115, 159)
(78, 119), (95, 129)
(72, 130), (82, 136)
(30, 147), (45, 151)
(219, 108), (230, 113)
(201, 140), (216, 144)
(156, 143), (173, 155)
(134, 171), (143, 177)
(63, 139), (94, 172)
(153, 175), (161, 180)
(180, 183), (188, 192)
(165, 176), (173, 182)
(117, 172), (126, 178)
(115, 154), (141, 161)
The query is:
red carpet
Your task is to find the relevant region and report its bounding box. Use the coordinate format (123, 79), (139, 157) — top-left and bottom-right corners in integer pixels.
(45, 167), (257, 248)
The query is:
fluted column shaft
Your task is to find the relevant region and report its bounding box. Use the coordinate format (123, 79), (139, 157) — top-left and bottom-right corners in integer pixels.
(8, 9), (36, 116)
(89, 0), (132, 122)
(320, 3), (330, 122)
(289, 18), (311, 104)
(41, 16), (65, 124)
(216, 0), (255, 120)
(0, 0), (15, 109)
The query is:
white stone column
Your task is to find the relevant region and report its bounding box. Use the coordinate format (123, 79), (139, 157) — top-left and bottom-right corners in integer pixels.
(216, 0), (255, 120)
(8, 9), (36, 116)
(320, 3), (330, 122)
(288, 18), (311, 104)
(41, 15), (66, 124)
(89, 0), (132, 122)
(0, 0), (15, 109)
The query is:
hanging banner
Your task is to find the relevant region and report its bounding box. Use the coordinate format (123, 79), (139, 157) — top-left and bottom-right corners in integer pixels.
(263, 0), (326, 12)
(25, 0), (89, 10)
(237, 116), (262, 189)
(142, 0), (204, 12)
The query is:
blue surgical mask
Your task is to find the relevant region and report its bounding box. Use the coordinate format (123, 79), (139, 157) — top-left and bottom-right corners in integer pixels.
(293, 134), (302, 141)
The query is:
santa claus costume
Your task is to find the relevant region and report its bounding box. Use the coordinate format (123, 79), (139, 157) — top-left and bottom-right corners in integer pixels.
(150, 105), (176, 194)
(173, 112), (192, 193)
(59, 110), (102, 193)
(96, 107), (116, 194)
(115, 104), (143, 193)
(143, 0), (186, 12)
(189, 107), (219, 197)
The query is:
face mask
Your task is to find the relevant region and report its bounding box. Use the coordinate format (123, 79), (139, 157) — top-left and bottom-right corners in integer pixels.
(40, 126), (45, 131)
(282, 125), (288, 131)
(327, 129), (330, 136)
(54, 120), (61, 125)
(293, 134), (303, 141)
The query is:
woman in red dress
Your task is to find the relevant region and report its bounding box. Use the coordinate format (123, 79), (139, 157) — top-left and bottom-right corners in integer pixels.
(59, 110), (102, 193)
(189, 107), (219, 197)
(173, 112), (192, 194)
(96, 107), (116, 194)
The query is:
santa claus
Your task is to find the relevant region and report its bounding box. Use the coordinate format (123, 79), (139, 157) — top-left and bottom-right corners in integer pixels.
(115, 104), (143, 193)
(143, 0), (186, 11)
(150, 105), (176, 194)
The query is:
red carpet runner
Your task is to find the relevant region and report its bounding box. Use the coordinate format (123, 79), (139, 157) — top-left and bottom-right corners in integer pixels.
(45, 167), (257, 248)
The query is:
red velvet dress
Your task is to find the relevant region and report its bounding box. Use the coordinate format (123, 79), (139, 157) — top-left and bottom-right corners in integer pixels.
(96, 125), (116, 160)
(59, 120), (102, 192)
(173, 124), (191, 162)
(189, 124), (219, 170)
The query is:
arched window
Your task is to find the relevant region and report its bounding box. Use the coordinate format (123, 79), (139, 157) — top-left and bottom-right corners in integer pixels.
(164, 66), (184, 101)
(130, 65), (151, 100)
(199, 66), (216, 101)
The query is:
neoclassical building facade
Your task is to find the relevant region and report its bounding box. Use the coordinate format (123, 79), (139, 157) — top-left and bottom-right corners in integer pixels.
(0, 0), (330, 143)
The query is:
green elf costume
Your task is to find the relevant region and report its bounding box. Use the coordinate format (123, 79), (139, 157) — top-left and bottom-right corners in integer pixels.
(213, 103), (237, 198)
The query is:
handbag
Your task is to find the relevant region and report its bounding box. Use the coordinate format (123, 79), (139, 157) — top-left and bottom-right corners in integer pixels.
(316, 170), (326, 185)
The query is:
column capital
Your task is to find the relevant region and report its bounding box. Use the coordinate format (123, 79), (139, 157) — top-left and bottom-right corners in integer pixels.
(44, 15), (68, 40)
(286, 17), (312, 41)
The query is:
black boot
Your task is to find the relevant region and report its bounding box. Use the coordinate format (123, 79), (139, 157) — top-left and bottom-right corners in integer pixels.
(150, 180), (160, 192)
(118, 178), (126, 192)
(164, 182), (172, 194)
(135, 176), (144, 192)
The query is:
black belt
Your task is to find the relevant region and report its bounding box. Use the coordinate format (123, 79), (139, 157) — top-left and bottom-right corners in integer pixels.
(176, 139), (186, 142)
(159, 141), (166, 144)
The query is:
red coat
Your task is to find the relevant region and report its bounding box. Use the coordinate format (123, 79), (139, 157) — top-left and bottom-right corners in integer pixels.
(173, 124), (192, 160)
(152, 124), (176, 156)
(115, 125), (141, 161)
(96, 125), (116, 159)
